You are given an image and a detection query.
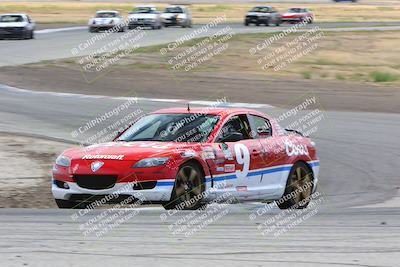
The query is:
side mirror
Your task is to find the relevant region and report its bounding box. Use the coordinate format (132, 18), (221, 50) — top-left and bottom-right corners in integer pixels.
(220, 132), (244, 143)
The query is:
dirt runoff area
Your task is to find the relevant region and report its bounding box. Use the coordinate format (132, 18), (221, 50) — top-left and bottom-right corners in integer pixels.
(1, 64), (399, 114)
(0, 133), (72, 208)
(1, 30), (400, 113)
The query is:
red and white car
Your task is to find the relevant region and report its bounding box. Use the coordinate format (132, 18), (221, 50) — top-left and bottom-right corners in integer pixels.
(52, 108), (319, 210)
(281, 8), (314, 24)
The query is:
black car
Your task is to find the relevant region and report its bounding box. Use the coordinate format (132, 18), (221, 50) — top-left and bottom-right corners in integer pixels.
(245, 6), (281, 26)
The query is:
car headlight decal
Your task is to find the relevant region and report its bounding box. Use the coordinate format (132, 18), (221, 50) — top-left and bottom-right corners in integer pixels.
(133, 157), (170, 168)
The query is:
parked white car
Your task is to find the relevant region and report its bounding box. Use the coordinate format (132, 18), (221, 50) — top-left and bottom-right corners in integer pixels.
(0, 13), (35, 39)
(161, 5), (192, 28)
(88, 10), (126, 32)
(128, 6), (162, 30)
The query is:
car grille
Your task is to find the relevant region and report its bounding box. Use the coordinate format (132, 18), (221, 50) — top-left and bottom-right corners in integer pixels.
(246, 15), (258, 20)
(74, 175), (117, 190)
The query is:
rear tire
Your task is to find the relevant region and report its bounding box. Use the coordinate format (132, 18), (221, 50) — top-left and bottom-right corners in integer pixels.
(163, 162), (205, 210)
(276, 162), (314, 209)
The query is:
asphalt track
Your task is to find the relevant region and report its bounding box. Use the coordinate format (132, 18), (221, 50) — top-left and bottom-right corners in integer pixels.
(0, 22), (399, 266)
(0, 208), (399, 267)
(1, 21), (400, 66)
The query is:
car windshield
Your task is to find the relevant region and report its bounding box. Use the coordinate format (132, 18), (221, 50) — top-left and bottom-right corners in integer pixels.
(288, 8), (303, 13)
(165, 7), (183, 13)
(96, 12), (118, 18)
(133, 7), (155, 14)
(250, 7), (270, 12)
(117, 113), (220, 143)
(0, 15), (24, 23)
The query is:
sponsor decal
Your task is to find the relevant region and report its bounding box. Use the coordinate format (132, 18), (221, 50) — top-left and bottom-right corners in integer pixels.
(202, 151), (215, 160)
(224, 164), (235, 173)
(216, 166), (224, 172)
(284, 140), (309, 156)
(82, 154), (125, 160)
(236, 186), (248, 192)
(223, 148), (233, 160)
(91, 161), (104, 172)
(201, 147), (215, 160)
(219, 183), (234, 189)
(72, 164), (79, 173)
(214, 158), (225, 164)
(181, 150), (197, 158)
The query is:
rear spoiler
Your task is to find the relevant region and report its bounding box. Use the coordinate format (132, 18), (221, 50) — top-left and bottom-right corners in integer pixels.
(285, 128), (306, 137)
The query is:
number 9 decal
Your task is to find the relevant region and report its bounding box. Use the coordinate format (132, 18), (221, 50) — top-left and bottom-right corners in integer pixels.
(234, 143), (250, 179)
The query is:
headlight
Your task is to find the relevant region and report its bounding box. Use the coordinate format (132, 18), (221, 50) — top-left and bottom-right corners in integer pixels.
(55, 155), (71, 167)
(133, 157), (169, 168)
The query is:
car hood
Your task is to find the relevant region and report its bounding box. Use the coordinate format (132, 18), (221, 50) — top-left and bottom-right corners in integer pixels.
(282, 13), (301, 17)
(246, 12), (264, 16)
(161, 13), (185, 18)
(62, 141), (202, 161)
(0, 22), (28, 28)
(128, 13), (158, 19)
(90, 17), (119, 23)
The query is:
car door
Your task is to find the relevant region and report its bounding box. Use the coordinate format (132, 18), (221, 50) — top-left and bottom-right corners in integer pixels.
(208, 113), (265, 199)
(248, 114), (289, 198)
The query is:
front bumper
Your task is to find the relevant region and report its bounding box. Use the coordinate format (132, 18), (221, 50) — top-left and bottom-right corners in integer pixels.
(0, 27), (27, 38)
(89, 25), (117, 31)
(128, 20), (157, 28)
(282, 18), (302, 22)
(245, 16), (261, 23)
(52, 179), (175, 202)
(162, 18), (185, 26)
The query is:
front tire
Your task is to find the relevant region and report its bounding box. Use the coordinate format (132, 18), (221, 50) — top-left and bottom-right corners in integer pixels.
(163, 162), (205, 210)
(276, 162), (314, 209)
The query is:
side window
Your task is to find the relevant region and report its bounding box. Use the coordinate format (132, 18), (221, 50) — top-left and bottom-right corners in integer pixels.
(249, 115), (272, 138)
(216, 114), (252, 142)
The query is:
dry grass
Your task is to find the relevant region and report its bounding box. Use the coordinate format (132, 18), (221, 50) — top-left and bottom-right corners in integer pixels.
(1, 2), (400, 24)
(196, 31), (400, 84)
(43, 30), (400, 85)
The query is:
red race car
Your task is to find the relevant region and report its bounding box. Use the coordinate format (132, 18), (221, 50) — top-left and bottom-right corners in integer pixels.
(52, 108), (319, 210)
(281, 8), (314, 24)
